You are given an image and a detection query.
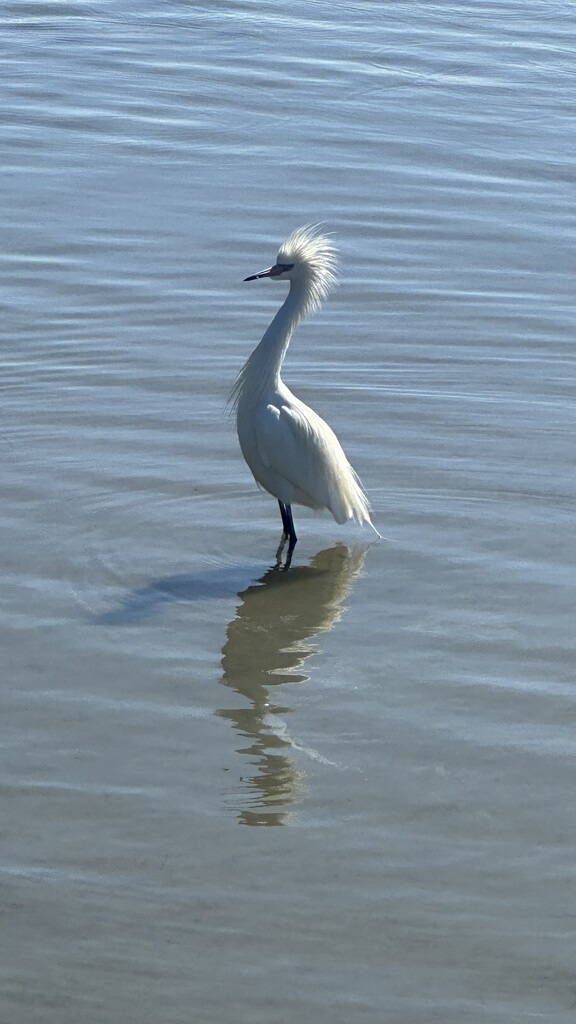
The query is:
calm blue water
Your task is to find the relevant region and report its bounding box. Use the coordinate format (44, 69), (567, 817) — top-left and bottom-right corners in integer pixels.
(3, 3), (576, 1022)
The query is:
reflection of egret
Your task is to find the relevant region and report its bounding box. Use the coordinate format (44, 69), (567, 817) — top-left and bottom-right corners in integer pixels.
(219, 543), (368, 825)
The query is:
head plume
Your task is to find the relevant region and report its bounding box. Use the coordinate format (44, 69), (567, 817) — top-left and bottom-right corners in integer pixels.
(276, 223), (338, 315)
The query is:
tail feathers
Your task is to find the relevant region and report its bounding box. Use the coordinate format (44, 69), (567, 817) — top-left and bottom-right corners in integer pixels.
(328, 463), (379, 536)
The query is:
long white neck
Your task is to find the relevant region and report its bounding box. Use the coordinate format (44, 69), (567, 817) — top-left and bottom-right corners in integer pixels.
(232, 280), (309, 407)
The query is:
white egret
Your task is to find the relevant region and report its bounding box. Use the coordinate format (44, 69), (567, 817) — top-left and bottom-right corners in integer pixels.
(231, 224), (378, 565)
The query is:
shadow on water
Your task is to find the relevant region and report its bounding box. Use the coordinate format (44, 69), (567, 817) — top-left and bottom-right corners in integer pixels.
(95, 565), (253, 625)
(219, 543), (369, 826)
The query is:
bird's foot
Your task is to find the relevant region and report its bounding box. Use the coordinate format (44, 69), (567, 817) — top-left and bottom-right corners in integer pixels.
(275, 531), (288, 567)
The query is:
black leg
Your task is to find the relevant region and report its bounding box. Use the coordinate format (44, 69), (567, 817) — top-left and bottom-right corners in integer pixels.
(276, 501), (297, 567)
(284, 503), (297, 550)
(276, 500), (288, 562)
(278, 500), (290, 536)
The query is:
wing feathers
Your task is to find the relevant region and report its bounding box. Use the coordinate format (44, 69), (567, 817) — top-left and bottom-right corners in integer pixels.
(255, 399), (373, 526)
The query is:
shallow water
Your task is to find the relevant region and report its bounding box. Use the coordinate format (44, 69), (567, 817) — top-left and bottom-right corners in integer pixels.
(3, 2), (576, 1021)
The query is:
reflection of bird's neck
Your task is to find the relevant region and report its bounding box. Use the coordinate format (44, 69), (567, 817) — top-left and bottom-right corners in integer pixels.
(237, 281), (309, 404)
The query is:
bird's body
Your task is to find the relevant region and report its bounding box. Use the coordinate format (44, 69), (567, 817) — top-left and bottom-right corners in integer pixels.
(232, 224), (377, 563)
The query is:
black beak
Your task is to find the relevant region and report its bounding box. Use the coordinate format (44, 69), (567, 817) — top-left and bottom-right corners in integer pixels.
(244, 269), (273, 281)
(244, 263), (294, 282)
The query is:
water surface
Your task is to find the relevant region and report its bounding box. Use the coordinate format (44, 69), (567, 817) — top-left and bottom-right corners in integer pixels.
(3, 2), (576, 1021)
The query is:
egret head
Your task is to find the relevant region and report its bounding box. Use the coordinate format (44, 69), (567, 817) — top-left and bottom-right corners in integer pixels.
(244, 224), (338, 313)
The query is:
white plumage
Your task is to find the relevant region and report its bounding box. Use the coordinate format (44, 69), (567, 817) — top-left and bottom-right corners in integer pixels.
(231, 224), (378, 564)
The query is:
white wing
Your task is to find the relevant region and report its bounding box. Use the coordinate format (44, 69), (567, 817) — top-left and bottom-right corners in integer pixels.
(254, 397), (372, 525)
